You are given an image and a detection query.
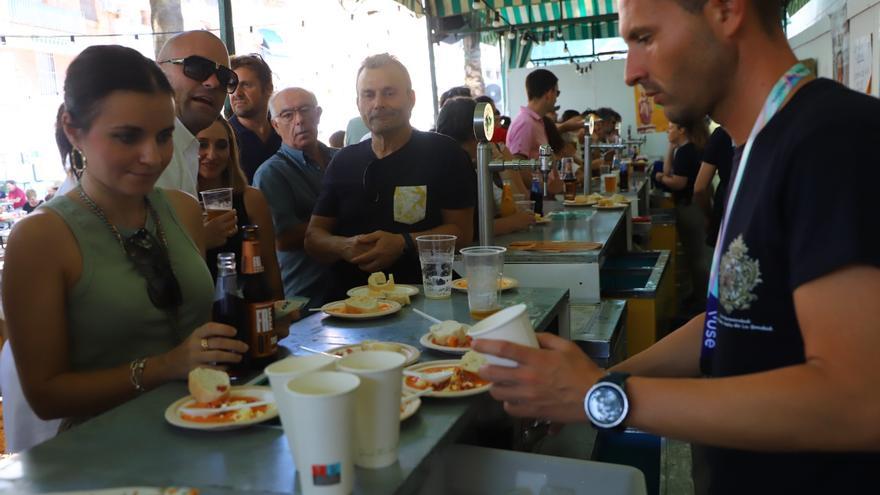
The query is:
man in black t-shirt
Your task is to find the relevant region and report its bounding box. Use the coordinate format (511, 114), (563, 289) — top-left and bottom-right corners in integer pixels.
(305, 54), (475, 299)
(471, 1), (880, 494)
(694, 127), (734, 245)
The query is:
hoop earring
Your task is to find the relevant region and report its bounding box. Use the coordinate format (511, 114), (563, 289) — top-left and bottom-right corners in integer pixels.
(70, 148), (87, 179)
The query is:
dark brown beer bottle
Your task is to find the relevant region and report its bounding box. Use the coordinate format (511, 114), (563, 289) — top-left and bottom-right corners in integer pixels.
(212, 252), (247, 377)
(240, 225), (277, 368)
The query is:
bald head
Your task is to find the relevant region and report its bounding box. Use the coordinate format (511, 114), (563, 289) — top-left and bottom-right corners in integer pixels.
(269, 87), (322, 151)
(157, 30), (231, 134)
(269, 87), (317, 119)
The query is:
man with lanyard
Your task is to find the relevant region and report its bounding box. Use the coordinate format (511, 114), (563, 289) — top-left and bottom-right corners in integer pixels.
(253, 87), (336, 308)
(472, 1), (880, 493)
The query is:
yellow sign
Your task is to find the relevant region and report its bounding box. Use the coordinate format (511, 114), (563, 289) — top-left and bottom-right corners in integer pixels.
(634, 84), (669, 133)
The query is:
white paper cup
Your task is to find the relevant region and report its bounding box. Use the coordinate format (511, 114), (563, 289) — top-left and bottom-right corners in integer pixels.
(466, 303), (538, 367)
(286, 371), (360, 495)
(266, 355), (337, 470)
(336, 350), (406, 468)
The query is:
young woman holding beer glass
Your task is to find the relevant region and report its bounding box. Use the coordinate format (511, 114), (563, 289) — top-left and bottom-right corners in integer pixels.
(196, 116), (283, 300)
(2, 46), (248, 439)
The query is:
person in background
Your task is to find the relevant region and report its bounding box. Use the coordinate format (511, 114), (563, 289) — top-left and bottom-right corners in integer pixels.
(196, 116), (283, 304)
(474, 1), (880, 492)
(2, 45), (247, 453)
(5, 181), (26, 209)
(439, 86), (471, 108)
(22, 189), (42, 214)
(506, 69), (563, 195)
(44, 184), (59, 202)
(305, 54), (475, 301)
(328, 130), (345, 149)
(435, 97), (535, 237)
(255, 87), (336, 308)
(542, 116), (584, 170)
(229, 53), (281, 184)
(657, 119), (712, 309)
(343, 115), (370, 146)
(694, 126), (734, 246)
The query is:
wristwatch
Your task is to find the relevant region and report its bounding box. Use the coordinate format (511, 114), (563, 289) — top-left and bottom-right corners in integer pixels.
(584, 372), (630, 430)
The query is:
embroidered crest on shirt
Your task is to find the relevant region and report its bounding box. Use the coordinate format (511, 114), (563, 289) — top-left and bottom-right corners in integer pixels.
(393, 185), (427, 225)
(719, 235), (763, 313)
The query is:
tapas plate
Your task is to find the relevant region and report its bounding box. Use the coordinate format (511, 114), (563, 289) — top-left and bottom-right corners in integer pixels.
(164, 386), (277, 431)
(593, 203), (629, 210)
(320, 300), (402, 319)
(328, 341), (421, 366)
(451, 277), (518, 292)
(346, 284), (420, 298)
(419, 333), (472, 355)
(402, 360), (491, 398)
(400, 394), (421, 421)
(562, 200), (596, 207)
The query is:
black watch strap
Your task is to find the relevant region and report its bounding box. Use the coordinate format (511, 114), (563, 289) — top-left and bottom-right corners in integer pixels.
(604, 371), (630, 387)
(401, 232), (416, 253)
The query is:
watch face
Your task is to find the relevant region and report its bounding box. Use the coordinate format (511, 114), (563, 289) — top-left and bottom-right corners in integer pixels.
(587, 385), (625, 427)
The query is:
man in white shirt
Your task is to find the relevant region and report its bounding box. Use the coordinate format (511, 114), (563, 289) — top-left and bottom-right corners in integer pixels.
(155, 30), (237, 197)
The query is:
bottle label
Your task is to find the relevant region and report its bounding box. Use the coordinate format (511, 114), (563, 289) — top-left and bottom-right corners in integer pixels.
(246, 301), (276, 358)
(241, 241), (265, 274)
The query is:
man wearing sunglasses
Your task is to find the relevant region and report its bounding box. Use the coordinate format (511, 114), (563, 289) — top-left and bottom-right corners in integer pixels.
(155, 30), (236, 197)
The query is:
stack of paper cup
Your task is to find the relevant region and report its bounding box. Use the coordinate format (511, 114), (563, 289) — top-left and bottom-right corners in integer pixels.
(466, 303), (538, 367)
(265, 355), (337, 470)
(285, 371), (360, 495)
(336, 350), (406, 468)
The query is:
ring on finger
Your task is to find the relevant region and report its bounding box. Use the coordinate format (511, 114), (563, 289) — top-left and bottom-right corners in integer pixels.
(200, 338), (209, 351)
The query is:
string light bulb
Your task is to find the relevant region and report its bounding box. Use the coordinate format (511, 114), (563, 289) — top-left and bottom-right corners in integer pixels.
(507, 29), (516, 40)
(472, 0), (485, 10)
(520, 34), (529, 46)
(492, 13), (503, 28)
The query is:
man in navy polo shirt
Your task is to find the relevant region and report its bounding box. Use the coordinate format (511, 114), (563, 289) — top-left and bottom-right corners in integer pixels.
(305, 53), (475, 301)
(229, 54), (281, 183)
(254, 87), (336, 308)
(473, 1), (880, 493)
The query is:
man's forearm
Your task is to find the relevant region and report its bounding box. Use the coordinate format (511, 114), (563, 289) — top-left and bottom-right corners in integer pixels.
(610, 313), (704, 378)
(304, 228), (349, 264)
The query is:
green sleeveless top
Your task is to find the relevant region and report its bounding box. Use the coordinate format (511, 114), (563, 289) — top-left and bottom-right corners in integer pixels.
(43, 189), (213, 372)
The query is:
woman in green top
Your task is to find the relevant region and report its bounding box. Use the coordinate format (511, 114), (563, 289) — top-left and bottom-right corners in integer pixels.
(2, 45), (247, 425)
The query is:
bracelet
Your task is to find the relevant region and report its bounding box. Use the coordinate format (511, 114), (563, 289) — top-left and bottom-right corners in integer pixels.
(129, 357), (147, 393)
(401, 232), (415, 253)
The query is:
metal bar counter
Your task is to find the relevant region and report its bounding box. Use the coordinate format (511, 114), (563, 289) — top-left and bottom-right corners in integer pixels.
(0, 288), (569, 495)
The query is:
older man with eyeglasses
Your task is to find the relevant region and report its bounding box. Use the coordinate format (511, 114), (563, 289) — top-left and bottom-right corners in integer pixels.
(252, 87), (336, 308)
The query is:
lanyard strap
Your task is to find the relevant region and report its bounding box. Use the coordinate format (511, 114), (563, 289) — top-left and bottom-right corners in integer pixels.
(700, 63), (812, 370)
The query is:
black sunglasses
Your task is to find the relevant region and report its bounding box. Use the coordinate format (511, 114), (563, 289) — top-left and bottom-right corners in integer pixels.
(160, 55), (239, 94)
(125, 229), (183, 311)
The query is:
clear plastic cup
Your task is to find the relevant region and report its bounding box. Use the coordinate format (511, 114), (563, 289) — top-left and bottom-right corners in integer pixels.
(199, 187), (233, 220)
(416, 234), (457, 299)
(461, 246), (507, 320)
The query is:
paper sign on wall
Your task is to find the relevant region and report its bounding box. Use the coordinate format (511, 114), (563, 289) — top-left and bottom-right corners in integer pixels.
(850, 34), (873, 94)
(633, 84), (669, 134)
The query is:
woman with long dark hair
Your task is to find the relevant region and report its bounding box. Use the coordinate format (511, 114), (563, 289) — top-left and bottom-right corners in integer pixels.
(1, 45), (246, 449)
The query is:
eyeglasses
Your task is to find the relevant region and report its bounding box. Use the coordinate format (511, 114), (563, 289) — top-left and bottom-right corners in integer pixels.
(160, 55), (239, 94)
(275, 105), (317, 123)
(124, 229), (183, 311)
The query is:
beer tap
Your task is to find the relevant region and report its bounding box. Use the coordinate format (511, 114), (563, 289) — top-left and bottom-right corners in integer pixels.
(582, 115), (647, 195)
(539, 144), (553, 199)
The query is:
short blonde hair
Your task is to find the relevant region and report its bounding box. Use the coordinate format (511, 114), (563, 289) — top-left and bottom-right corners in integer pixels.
(357, 53), (412, 90)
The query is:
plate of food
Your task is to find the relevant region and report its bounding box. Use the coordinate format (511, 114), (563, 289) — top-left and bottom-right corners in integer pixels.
(402, 353), (490, 398)
(419, 320), (472, 354)
(165, 368), (278, 431)
(451, 277), (518, 292)
(328, 341), (421, 366)
(607, 194), (632, 204)
(400, 393), (421, 421)
(534, 213), (552, 225)
(563, 193), (603, 207)
(346, 272), (418, 305)
(592, 200), (629, 210)
(320, 296), (402, 319)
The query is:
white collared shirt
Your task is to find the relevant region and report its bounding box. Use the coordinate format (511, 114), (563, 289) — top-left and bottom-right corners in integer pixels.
(154, 117), (199, 198)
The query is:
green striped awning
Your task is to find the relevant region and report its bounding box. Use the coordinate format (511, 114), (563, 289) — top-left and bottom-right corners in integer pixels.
(787, 0), (810, 16)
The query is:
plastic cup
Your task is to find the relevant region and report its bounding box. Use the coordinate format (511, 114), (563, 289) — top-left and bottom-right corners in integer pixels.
(200, 187), (233, 220)
(515, 200), (535, 214)
(416, 234), (457, 299)
(266, 355), (337, 471)
(603, 173), (619, 194)
(461, 246), (507, 321)
(285, 371), (360, 495)
(336, 351), (406, 468)
(467, 303), (538, 367)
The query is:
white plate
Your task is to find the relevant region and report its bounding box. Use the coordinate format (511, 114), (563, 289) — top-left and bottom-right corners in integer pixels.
(346, 284), (420, 298)
(320, 299), (402, 319)
(400, 395), (421, 421)
(164, 386), (278, 431)
(563, 200), (596, 207)
(402, 360), (491, 398)
(328, 342), (421, 366)
(451, 277), (518, 292)
(593, 203), (629, 210)
(419, 333), (471, 355)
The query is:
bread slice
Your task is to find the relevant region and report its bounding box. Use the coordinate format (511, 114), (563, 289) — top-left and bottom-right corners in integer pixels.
(460, 350), (487, 373)
(188, 367), (230, 404)
(367, 272), (396, 292)
(384, 288), (411, 306)
(344, 295), (380, 314)
(429, 320), (465, 346)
